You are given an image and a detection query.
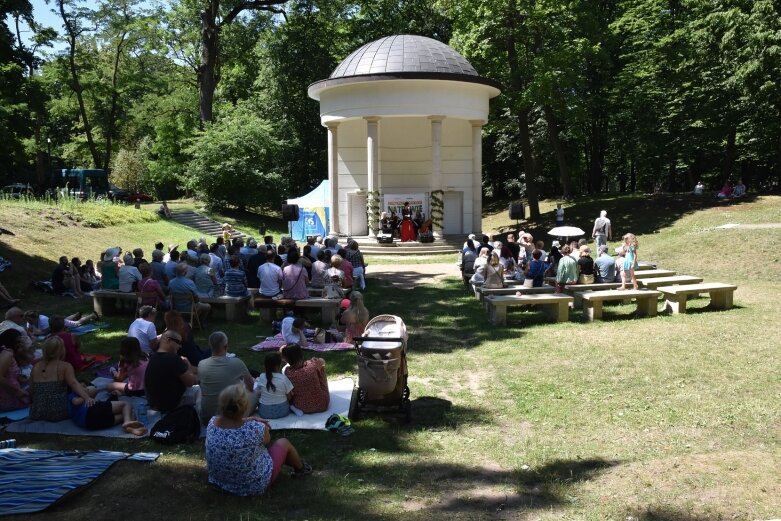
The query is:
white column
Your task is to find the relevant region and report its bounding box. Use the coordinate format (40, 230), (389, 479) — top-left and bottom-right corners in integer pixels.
(326, 121), (340, 235)
(429, 116), (445, 236)
(471, 120), (484, 235)
(365, 117), (380, 237)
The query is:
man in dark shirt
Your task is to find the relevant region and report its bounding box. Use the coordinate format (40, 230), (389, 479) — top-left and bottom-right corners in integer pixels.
(144, 331), (198, 413)
(51, 256), (69, 294)
(506, 232), (521, 260)
(245, 248), (267, 289)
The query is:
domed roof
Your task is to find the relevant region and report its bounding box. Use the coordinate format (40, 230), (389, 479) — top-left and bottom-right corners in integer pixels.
(331, 35), (478, 78)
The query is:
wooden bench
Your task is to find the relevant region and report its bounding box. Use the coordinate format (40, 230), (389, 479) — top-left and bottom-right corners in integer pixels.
(293, 298), (341, 326)
(580, 289), (662, 322)
(92, 290), (138, 316)
(656, 283), (737, 314)
(200, 295), (252, 322)
(476, 285), (555, 303)
(638, 275), (703, 290)
(562, 282), (622, 307)
(485, 294), (574, 326)
(632, 269), (677, 279)
(253, 296), (297, 322)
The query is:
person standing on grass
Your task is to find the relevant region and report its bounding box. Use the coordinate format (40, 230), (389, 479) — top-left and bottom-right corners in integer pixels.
(555, 203), (564, 226)
(555, 245), (578, 293)
(592, 210), (612, 250)
(618, 233), (639, 290)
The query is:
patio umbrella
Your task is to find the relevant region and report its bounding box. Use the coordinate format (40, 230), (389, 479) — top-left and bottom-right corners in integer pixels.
(548, 226), (585, 239)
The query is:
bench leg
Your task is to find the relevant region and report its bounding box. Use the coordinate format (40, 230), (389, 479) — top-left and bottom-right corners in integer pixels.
(321, 307), (337, 327)
(665, 296), (686, 314)
(637, 297), (658, 317)
(583, 301), (602, 322)
(554, 301), (569, 322)
(488, 305), (507, 326)
(710, 291), (733, 310)
(93, 297), (105, 317)
(258, 308), (273, 323)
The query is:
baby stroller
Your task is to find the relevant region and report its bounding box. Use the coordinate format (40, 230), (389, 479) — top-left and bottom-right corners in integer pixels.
(351, 314), (410, 422)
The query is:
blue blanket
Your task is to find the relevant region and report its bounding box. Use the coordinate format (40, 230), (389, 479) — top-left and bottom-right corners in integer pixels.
(0, 448), (158, 515)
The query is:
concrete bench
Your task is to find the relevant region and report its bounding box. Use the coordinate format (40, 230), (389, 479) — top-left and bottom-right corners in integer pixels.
(92, 290), (138, 316)
(562, 282), (622, 307)
(200, 295), (252, 322)
(485, 294), (573, 326)
(476, 285), (554, 303)
(292, 298), (341, 326)
(632, 269), (677, 279)
(580, 289), (661, 321)
(635, 261), (657, 271)
(253, 296), (297, 322)
(656, 283), (737, 314)
(638, 275), (703, 290)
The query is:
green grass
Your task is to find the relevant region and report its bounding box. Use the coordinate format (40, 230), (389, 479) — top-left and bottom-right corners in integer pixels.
(2, 195), (780, 520)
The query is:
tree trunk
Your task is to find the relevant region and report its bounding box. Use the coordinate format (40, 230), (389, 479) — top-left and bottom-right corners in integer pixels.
(504, 1), (540, 221)
(518, 108), (540, 221)
(630, 157), (636, 192)
(667, 155), (677, 192)
(198, 7), (218, 125)
(543, 105), (573, 199)
(59, 0), (101, 169)
(103, 30), (128, 172)
(721, 126), (737, 182)
(776, 133), (781, 183)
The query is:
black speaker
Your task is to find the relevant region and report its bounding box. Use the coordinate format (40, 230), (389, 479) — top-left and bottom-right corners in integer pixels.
(282, 204), (300, 221)
(509, 202), (525, 220)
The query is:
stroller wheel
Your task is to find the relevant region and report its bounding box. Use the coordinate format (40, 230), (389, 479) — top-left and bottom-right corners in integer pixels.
(358, 388), (368, 405)
(402, 385), (410, 401)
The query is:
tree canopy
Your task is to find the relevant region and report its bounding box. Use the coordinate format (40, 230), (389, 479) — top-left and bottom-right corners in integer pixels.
(1, 0), (778, 212)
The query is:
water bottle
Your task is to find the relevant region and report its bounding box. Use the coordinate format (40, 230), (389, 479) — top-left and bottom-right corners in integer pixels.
(136, 402), (148, 426)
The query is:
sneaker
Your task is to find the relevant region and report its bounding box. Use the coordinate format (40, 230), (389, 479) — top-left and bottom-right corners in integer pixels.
(293, 462), (313, 477)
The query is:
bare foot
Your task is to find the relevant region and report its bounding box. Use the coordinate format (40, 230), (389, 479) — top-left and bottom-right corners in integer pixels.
(617, 287), (626, 291)
(515, 291), (522, 296)
(123, 421), (147, 436)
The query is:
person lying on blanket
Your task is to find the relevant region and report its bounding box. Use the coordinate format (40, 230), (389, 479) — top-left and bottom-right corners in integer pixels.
(69, 384), (147, 436)
(24, 310), (97, 337)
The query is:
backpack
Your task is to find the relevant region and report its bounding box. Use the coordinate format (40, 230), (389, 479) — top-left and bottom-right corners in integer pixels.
(149, 405), (201, 445)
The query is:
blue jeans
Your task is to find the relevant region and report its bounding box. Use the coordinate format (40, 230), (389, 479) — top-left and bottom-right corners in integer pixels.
(260, 402), (290, 419)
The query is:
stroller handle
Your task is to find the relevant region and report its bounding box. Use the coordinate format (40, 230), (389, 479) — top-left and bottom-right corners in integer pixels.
(353, 336), (405, 343)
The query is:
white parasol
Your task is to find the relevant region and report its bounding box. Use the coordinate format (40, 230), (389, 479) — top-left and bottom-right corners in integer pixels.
(548, 226), (585, 238)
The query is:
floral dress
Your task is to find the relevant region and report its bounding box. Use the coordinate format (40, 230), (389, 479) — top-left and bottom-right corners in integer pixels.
(205, 418), (273, 496)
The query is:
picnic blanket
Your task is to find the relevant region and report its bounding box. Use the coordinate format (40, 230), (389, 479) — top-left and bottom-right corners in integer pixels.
(267, 377), (354, 430)
(69, 323), (110, 336)
(7, 378), (355, 434)
(251, 333), (353, 352)
(5, 394), (154, 439)
(0, 448), (159, 515)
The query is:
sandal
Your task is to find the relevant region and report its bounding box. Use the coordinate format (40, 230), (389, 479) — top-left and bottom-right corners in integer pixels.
(292, 462), (313, 476)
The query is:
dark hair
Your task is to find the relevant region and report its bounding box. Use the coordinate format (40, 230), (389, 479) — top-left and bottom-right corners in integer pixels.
(170, 250), (180, 261)
(532, 249), (542, 260)
(317, 249), (327, 261)
(0, 329), (22, 350)
(49, 316), (66, 333)
(71, 257), (81, 266)
(277, 245), (287, 255)
(287, 248), (300, 265)
(229, 255), (240, 268)
(264, 235), (273, 245)
(337, 248), (347, 257)
(264, 352), (282, 392)
(466, 239), (476, 253)
(119, 336), (145, 368)
(292, 317), (306, 330)
(303, 244), (312, 257)
(155, 242), (164, 251)
(281, 343), (303, 367)
(138, 262), (151, 277)
(209, 243), (218, 253)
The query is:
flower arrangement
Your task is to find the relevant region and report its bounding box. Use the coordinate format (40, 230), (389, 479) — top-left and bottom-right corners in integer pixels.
(429, 190), (444, 231)
(367, 190), (381, 233)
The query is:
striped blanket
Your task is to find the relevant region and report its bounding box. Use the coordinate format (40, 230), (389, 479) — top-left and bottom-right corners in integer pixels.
(250, 333), (353, 352)
(0, 448), (159, 515)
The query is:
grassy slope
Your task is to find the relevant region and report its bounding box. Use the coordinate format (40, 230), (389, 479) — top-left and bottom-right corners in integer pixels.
(1, 195), (780, 521)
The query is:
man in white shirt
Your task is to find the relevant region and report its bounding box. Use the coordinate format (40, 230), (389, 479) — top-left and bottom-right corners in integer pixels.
(281, 316), (308, 346)
(128, 306), (159, 354)
(257, 249), (283, 297)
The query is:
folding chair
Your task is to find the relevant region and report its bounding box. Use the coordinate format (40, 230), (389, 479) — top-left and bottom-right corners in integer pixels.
(170, 292), (203, 330)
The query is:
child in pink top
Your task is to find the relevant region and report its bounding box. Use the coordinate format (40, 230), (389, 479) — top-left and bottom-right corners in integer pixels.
(107, 337), (148, 397)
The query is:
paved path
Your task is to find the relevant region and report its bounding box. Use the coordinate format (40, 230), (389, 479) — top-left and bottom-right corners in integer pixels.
(366, 262), (461, 290)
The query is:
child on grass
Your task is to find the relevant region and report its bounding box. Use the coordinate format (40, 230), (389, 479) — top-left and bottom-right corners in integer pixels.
(618, 233), (639, 290)
(254, 352), (293, 419)
(107, 337), (148, 397)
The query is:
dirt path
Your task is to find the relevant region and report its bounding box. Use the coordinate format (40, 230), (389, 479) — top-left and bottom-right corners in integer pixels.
(366, 262), (461, 290)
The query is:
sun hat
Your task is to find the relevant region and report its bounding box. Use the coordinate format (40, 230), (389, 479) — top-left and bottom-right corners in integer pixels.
(103, 247), (119, 261)
(552, 240), (561, 248)
(168, 243), (178, 252)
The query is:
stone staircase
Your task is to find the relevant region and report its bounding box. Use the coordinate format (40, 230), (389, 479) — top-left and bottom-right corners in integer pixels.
(169, 211), (246, 240)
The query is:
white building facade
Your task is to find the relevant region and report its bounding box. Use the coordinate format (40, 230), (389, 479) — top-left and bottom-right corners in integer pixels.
(308, 35), (501, 237)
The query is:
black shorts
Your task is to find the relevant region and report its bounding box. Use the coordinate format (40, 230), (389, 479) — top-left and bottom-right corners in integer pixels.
(124, 384), (145, 397)
(85, 400), (115, 430)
